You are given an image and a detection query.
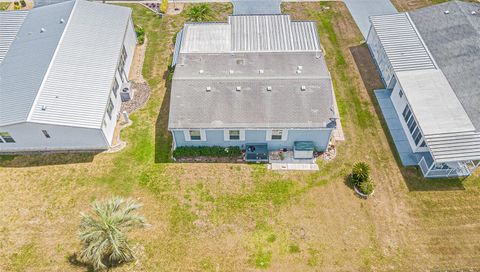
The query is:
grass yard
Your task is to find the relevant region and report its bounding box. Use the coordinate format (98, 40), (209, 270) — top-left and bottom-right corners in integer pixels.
(0, 2), (10, 10)
(1, 2), (480, 271)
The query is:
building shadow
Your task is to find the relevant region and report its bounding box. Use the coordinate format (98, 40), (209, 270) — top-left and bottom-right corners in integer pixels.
(0, 152), (97, 168)
(154, 66), (174, 163)
(349, 43), (465, 192)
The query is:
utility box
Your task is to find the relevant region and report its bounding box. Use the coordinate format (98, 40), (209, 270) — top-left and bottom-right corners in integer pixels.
(120, 82), (133, 102)
(294, 141), (314, 159)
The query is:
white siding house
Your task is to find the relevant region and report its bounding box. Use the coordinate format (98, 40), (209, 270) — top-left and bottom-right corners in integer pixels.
(0, 0), (136, 153)
(368, 1), (480, 178)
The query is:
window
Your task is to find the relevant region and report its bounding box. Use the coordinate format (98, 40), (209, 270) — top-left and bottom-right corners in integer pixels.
(271, 130), (283, 140)
(0, 132), (15, 143)
(229, 130), (240, 140)
(189, 130), (201, 140)
(106, 98), (114, 119)
(419, 141), (426, 147)
(42, 130), (51, 138)
(401, 104), (424, 147)
(117, 45), (128, 82)
(399, 89), (403, 98)
(112, 77), (119, 98)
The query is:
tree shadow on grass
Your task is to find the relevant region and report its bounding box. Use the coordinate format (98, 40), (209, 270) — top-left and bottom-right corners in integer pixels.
(0, 152), (97, 168)
(154, 66), (173, 163)
(349, 43), (465, 192)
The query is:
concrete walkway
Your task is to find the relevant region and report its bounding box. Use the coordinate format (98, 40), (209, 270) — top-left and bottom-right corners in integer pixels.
(232, 0), (281, 15)
(343, 0), (397, 38)
(375, 89), (431, 166)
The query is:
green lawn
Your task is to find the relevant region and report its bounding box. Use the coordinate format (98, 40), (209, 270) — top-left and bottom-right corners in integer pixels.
(1, 2), (480, 271)
(0, 2), (10, 10)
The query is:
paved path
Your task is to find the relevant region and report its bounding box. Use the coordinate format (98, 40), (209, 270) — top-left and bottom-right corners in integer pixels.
(343, 0), (397, 38)
(232, 0), (281, 15)
(375, 89), (431, 166)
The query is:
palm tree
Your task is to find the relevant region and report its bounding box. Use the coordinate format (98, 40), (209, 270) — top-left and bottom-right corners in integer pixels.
(78, 197), (147, 271)
(186, 4), (212, 22)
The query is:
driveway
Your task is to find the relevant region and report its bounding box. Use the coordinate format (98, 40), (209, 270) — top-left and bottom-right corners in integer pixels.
(232, 0), (281, 15)
(343, 0), (397, 38)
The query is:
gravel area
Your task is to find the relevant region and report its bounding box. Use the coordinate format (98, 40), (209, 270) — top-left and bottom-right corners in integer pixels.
(121, 81), (151, 114)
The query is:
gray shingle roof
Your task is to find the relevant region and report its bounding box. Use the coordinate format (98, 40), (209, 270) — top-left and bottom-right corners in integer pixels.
(409, 1), (480, 130)
(169, 52), (336, 129)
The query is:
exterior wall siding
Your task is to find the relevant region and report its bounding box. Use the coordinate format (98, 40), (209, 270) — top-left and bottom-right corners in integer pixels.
(101, 16), (137, 146)
(390, 82), (427, 153)
(366, 26), (394, 87)
(172, 129), (333, 151)
(0, 122), (108, 153)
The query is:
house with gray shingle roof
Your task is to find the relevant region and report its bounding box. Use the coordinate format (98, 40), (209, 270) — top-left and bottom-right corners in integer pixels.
(169, 13), (339, 161)
(368, 1), (480, 177)
(0, 0), (136, 153)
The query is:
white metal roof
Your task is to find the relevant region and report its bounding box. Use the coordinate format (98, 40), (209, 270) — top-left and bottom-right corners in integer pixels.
(0, 1), (75, 126)
(0, 0), (132, 128)
(0, 10), (28, 64)
(396, 69), (480, 163)
(424, 132), (480, 163)
(369, 13), (437, 72)
(180, 14), (320, 54)
(180, 23), (230, 53)
(29, 0), (131, 128)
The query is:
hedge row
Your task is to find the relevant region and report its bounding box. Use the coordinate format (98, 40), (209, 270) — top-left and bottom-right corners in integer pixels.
(173, 146), (242, 158)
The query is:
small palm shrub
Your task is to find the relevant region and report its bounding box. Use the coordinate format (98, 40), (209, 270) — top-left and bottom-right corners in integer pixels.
(77, 197), (147, 271)
(351, 162), (375, 195)
(135, 25), (145, 45)
(186, 4), (212, 22)
(351, 162), (370, 186)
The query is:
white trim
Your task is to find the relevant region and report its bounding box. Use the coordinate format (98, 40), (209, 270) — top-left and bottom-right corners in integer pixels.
(224, 129), (245, 141)
(267, 129), (288, 141)
(183, 129), (206, 141)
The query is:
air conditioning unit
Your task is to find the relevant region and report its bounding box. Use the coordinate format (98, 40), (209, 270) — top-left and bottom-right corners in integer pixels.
(120, 82), (133, 102)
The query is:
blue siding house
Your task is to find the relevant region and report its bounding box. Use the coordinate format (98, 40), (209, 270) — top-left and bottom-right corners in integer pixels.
(168, 13), (339, 159)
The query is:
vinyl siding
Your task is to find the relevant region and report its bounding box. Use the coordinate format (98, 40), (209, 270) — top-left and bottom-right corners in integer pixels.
(172, 128), (332, 151)
(0, 122), (108, 153)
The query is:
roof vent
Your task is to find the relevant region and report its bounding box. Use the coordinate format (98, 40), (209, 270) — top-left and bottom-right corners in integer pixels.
(301, 85), (306, 91)
(41, 105), (47, 111)
(229, 70), (234, 74)
(297, 66), (303, 70)
(199, 69), (204, 74)
(60, 18), (65, 24)
(40, 28), (46, 33)
(259, 69), (264, 74)
(236, 86), (241, 92)
(472, 11), (477, 15)
(296, 70), (302, 74)
(444, 10), (450, 14)
(206, 86), (211, 92)
(267, 86), (272, 92)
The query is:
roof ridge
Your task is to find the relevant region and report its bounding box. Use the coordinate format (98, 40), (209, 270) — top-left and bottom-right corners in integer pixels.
(26, 0), (77, 122)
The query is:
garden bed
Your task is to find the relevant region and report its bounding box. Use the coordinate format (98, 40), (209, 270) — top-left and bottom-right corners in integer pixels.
(173, 146), (244, 163)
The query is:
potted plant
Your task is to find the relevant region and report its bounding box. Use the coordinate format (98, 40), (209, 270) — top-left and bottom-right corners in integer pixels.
(351, 162), (375, 198)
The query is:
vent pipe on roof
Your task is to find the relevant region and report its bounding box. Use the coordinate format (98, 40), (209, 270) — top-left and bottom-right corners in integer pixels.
(60, 18), (65, 24)
(236, 86), (241, 92)
(267, 86), (272, 92)
(40, 28), (46, 33)
(301, 86), (306, 91)
(472, 11), (477, 15)
(229, 70), (234, 74)
(199, 69), (204, 74)
(206, 86), (211, 92)
(259, 69), (264, 74)
(41, 105), (47, 111)
(444, 10), (450, 14)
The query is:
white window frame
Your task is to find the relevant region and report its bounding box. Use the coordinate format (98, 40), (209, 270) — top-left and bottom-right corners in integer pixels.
(183, 129), (206, 141)
(266, 129), (288, 141)
(224, 129), (245, 141)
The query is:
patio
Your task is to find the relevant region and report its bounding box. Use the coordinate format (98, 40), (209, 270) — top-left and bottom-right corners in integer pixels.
(268, 150), (319, 171)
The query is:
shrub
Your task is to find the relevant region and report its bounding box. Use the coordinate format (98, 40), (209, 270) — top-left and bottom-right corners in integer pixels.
(135, 25), (145, 45)
(20, 0), (26, 7)
(160, 0), (168, 13)
(186, 4), (212, 22)
(77, 197), (147, 271)
(351, 161), (370, 186)
(358, 179), (375, 195)
(173, 146), (241, 158)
